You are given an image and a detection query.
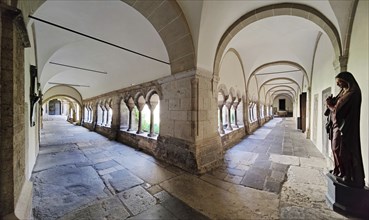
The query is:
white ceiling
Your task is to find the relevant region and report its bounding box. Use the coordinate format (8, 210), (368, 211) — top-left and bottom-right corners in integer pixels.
(30, 0), (341, 102)
(32, 0), (170, 99)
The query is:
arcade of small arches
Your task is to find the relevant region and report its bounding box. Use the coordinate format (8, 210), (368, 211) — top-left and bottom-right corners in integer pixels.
(82, 91), (160, 138)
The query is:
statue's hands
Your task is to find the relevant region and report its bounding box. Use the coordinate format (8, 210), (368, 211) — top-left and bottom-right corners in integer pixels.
(326, 94), (335, 107)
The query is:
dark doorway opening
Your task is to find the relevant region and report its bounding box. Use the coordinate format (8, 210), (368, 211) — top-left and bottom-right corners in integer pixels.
(49, 99), (61, 115)
(279, 99), (286, 111)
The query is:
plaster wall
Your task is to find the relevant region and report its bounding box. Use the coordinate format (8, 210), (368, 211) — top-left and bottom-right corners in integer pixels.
(248, 76), (258, 102)
(218, 50), (246, 97)
(310, 34), (336, 155)
(347, 0), (369, 186)
(24, 45), (39, 180)
(259, 87), (266, 105)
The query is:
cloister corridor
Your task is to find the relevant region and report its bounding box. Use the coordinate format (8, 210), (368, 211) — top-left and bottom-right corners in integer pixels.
(32, 116), (344, 219)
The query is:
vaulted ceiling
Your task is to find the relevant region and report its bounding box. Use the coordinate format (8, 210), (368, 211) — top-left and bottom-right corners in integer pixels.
(28, 0), (355, 103)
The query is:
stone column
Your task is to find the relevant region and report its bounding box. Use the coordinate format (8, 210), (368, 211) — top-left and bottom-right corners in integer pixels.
(109, 97), (120, 140)
(125, 98), (135, 132)
(136, 105), (144, 134)
(148, 101), (158, 137)
(233, 101), (239, 128)
(218, 104), (225, 134)
(225, 99), (234, 130)
(126, 107), (133, 131)
(91, 105), (96, 130)
(156, 69), (223, 174)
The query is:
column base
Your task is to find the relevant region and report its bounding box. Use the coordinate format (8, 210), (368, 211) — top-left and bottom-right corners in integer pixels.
(326, 173), (369, 219)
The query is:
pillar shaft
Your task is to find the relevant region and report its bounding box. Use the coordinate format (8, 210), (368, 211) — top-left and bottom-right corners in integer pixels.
(218, 105), (225, 134)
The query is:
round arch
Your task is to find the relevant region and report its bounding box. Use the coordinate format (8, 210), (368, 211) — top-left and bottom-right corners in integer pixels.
(271, 90), (296, 99)
(24, 0), (195, 74)
(213, 3), (342, 77)
(43, 85), (82, 106)
(273, 94), (294, 104)
(217, 84), (229, 98)
(246, 60), (309, 90)
(42, 95), (81, 107)
(266, 85), (298, 98)
(258, 77), (301, 95)
(221, 48), (248, 97)
(145, 89), (160, 103)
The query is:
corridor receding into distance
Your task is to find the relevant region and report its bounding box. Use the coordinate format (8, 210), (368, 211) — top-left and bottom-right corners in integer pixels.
(33, 116), (342, 219)
(1, 0), (368, 219)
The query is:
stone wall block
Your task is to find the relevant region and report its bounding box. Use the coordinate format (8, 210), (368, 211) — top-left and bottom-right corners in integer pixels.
(170, 52), (195, 74)
(170, 110), (187, 121)
(132, 0), (164, 18)
(198, 110), (207, 121)
(160, 119), (174, 136)
(273, 7), (292, 16)
(180, 98), (191, 111)
(168, 99), (180, 111)
(167, 34), (194, 62)
(174, 120), (192, 141)
(156, 136), (197, 170)
(159, 16), (188, 46)
(291, 8), (309, 19)
(149, 0), (181, 31)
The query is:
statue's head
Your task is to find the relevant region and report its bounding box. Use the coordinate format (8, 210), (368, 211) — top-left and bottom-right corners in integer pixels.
(335, 71), (360, 91)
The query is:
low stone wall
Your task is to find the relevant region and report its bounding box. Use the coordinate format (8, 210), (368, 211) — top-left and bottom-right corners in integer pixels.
(248, 122), (259, 133)
(117, 131), (157, 155)
(82, 122), (94, 131)
(221, 127), (246, 151)
(95, 126), (114, 139)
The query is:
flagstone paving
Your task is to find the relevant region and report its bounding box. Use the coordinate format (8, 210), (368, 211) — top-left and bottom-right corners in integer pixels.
(32, 117), (345, 219)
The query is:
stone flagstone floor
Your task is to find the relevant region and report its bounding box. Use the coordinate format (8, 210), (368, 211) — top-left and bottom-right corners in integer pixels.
(32, 117), (346, 219)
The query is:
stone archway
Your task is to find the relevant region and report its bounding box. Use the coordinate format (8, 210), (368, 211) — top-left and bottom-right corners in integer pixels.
(20, 0), (196, 74)
(213, 3), (342, 78)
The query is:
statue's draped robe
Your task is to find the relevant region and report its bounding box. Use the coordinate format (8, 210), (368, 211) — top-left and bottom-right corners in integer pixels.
(328, 85), (365, 187)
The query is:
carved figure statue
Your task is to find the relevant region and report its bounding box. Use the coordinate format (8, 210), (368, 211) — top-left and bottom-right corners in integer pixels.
(325, 71), (365, 188)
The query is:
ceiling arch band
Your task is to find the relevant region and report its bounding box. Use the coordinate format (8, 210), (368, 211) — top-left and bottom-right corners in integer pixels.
(271, 90), (296, 99)
(266, 85), (297, 98)
(213, 3), (342, 78)
(247, 60), (309, 90)
(273, 94), (294, 103)
(258, 77), (301, 98)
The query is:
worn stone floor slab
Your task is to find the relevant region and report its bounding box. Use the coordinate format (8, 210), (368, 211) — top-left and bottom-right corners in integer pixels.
(114, 156), (176, 185)
(59, 196), (130, 220)
(32, 165), (109, 219)
(269, 154), (300, 166)
(108, 169), (144, 192)
(117, 186), (156, 215)
(160, 174), (279, 219)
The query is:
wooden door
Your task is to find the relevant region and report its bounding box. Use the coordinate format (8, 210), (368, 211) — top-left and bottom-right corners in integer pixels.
(299, 92), (307, 132)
